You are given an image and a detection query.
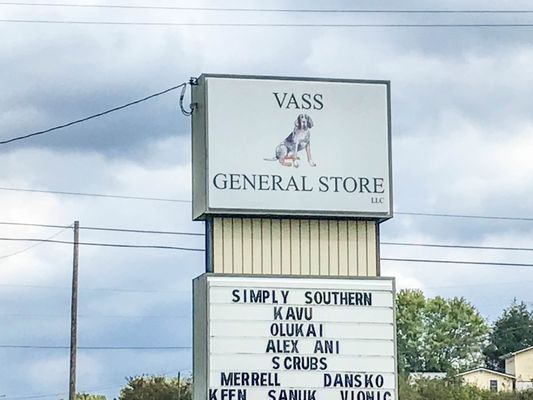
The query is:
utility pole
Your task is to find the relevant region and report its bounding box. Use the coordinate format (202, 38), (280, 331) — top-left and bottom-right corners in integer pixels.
(69, 221), (80, 400)
(177, 371), (181, 400)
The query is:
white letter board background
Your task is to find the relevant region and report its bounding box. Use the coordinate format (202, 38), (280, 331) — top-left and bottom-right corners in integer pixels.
(193, 274), (398, 400)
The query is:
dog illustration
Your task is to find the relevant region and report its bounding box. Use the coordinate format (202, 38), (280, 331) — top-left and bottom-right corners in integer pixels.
(265, 114), (316, 168)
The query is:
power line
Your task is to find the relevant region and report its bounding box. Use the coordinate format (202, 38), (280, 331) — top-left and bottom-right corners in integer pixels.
(0, 220), (70, 229)
(0, 280), (528, 293)
(3, 235), (533, 267)
(423, 279), (533, 290)
(0, 83), (186, 145)
(0, 313), (187, 319)
(3, 320), (531, 352)
(3, 279), (531, 293)
(3, 325), (531, 353)
(81, 225), (203, 236)
(2, 3), (533, 14)
(2, 187), (533, 223)
(382, 257), (533, 268)
(4, 19), (533, 28)
(0, 283), (189, 294)
(0, 225), (71, 260)
(4, 392), (69, 400)
(0, 186), (188, 203)
(0, 345), (191, 350)
(0, 237), (204, 251)
(4, 221), (533, 263)
(382, 242), (533, 252)
(5, 221), (533, 252)
(5, 234), (533, 257)
(396, 211), (533, 222)
(0, 220), (204, 236)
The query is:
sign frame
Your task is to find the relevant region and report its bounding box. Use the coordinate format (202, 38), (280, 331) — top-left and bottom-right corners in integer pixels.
(191, 74), (393, 221)
(193, 273), (398, 400)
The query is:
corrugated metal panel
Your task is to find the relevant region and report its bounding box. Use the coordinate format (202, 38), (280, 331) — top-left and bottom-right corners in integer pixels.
(210, 217), (379, 277)
(338, 220), (349, 276)
(271, 219), (281, 274)
(242, 218), (253, 273)
(261, 219), (272, 275)
(309, 219), (320, 276)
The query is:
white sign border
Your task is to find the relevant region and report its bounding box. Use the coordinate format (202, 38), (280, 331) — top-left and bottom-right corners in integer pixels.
(193, 273), (399, 400)
(192, 74), (393, 221)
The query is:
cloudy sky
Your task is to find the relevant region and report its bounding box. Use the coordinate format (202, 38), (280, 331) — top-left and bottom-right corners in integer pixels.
(2, 0), (533, 398)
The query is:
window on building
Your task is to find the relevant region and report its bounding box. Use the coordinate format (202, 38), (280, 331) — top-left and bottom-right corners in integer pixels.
(490, 380), (498, 392)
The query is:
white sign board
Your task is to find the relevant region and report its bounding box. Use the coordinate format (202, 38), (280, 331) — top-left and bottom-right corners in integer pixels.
(192, 74), (392, 220)
(193, 275), (397, 400)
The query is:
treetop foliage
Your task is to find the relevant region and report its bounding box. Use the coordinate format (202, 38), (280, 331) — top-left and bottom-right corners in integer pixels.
(484, 300), (533, 370)
(118, 374), (192, 400)
(397, 289), (489, 374)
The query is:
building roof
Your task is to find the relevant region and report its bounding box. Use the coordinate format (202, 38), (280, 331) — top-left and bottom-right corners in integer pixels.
(501, 345), (533, 360)
(457, 368), (516, 380)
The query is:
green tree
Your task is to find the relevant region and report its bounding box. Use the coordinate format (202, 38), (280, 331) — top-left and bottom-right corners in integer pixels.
(118, 375), (191, 400)
(484, 300), (533, 371)
(397, 289), (489, 374)
(399, 376), (533, 400)
(396, 289), (426, 373)
(76, 394), (106, 400)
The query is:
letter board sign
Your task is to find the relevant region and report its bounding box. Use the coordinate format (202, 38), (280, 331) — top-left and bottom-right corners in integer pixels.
(193, 274), (398, 400)
(191, 74), (392, 220)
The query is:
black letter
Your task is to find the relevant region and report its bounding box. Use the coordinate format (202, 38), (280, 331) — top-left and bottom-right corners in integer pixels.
(359, 178), (370, 193)
(213, 173), (227, 190)
(259, 175), (270, 190)
(243, 174), (256, 190)
(301, 176), (313, 192)
(331, 176), (342, 192)
(221, 373), (232, 386)
(313, 94), (324, 110)
(232, 289), (240, 303)
(273, 92), (287, 108)
(301, 93), (312, 109)
(229, 174), (241, 190)
(272, 175), (284, 191)
(373, 178), (385, 194)
(343, 177), (358, 193)
(318, 176), (329, 192)
(287, 94), (300, 109)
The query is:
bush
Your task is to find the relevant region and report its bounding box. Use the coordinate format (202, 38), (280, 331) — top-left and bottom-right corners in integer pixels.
(400, 377), (533, 400)
(118, 375), (192, 400)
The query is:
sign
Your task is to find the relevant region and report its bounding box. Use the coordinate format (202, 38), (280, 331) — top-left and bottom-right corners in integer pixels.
(191, 74), (392, 221)
(193, 274), (398, 400)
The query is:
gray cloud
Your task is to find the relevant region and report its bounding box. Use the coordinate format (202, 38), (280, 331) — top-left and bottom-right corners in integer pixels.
(2, 0), (533, 398)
